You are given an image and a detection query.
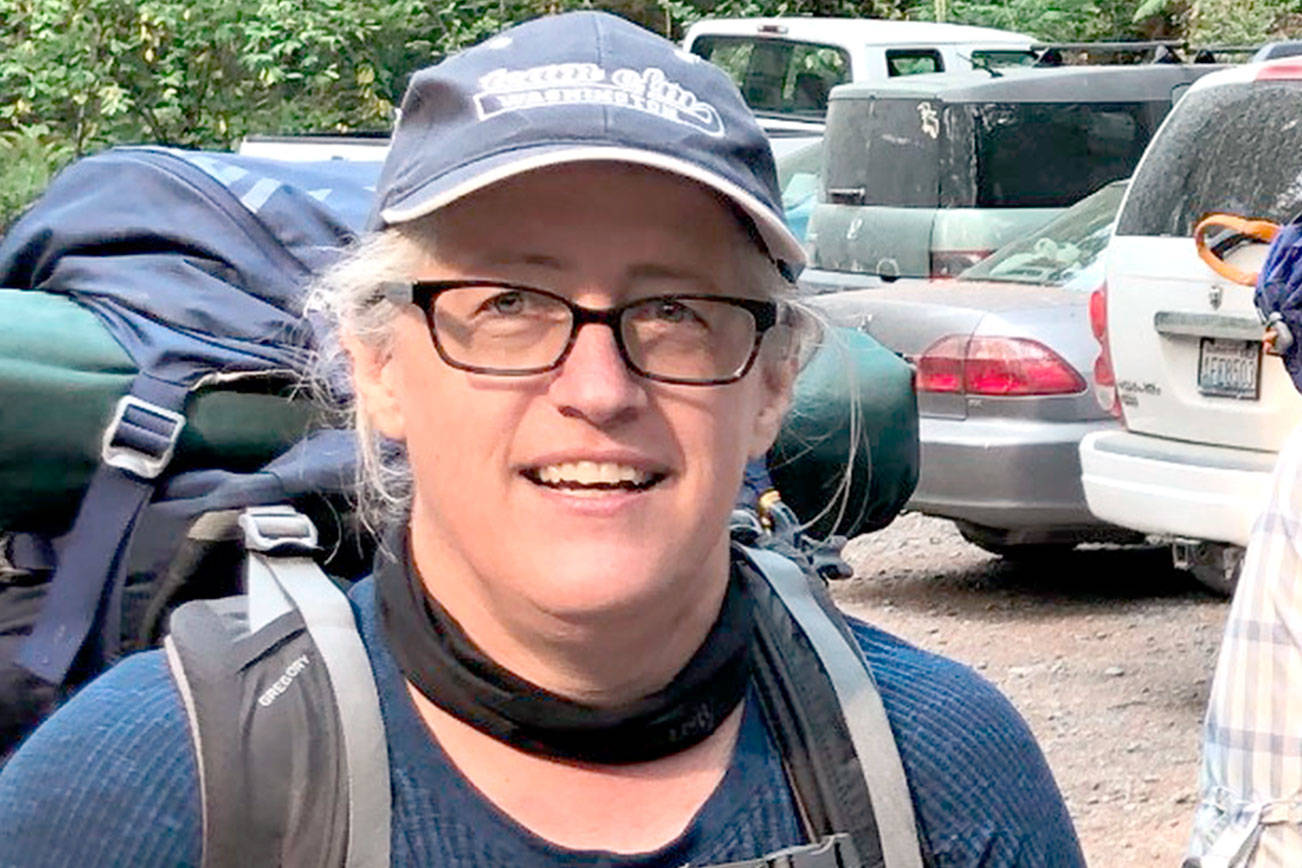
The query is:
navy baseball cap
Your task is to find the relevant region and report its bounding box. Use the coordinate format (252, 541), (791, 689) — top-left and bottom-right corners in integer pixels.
(370, 11), (805, 275)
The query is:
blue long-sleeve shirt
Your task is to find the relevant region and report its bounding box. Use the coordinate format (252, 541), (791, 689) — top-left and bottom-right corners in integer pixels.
(0, 577), (1084, 866)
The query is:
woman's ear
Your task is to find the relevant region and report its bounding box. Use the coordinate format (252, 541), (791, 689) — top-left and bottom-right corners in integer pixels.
(748, 341), (798, 460)
(341, 331), (407, 441)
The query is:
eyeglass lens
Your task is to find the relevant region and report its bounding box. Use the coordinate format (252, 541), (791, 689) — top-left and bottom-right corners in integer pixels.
(429, 286), (761, 382)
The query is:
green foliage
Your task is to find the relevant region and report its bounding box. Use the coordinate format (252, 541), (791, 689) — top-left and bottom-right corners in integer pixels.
(1131, 0), (1169, 20)
(4, 0), (1302, 226)
(0, 0), (403, 151)
(0, 125), (73, 232)
(902, 0), (1166, 41)
(1187, 0), (1298, 45)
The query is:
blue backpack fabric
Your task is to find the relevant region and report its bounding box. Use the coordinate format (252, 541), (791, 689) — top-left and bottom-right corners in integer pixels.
(0, 147), (381, 754)
(1255, 217), (1302, 393)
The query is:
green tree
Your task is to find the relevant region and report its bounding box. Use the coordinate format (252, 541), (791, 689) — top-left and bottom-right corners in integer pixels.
(902, 0), (1183, 41)
(5, 0), (1302, 226)
(1184, 0), (1300, 45)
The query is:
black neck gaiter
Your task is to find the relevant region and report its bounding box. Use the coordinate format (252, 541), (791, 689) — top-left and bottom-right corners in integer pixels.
(376, 527), (753, 765)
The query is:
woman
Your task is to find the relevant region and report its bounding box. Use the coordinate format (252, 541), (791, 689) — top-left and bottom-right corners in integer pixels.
(0, 12), (1083, 866)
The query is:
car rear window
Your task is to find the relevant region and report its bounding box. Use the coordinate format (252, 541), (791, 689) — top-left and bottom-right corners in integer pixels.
(689, 36), (850, 116)
(824, 97), (942, 207)
(824, 96), (1165, 209)
(886, 49), (943, 77)
(1117, 81), (1302, 236)
(970, 49), (1037, 69)
(971, 102), (1161, 207)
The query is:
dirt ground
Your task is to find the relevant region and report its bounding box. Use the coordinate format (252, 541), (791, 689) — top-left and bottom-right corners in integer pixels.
(832, 513), (1229, 867)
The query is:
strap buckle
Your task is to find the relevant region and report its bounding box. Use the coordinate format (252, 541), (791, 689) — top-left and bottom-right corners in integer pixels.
(708, 834), (860, 868)
(101, 395), (186, 479)
(767, 833), (858, 868)
(239, 506), (319, 555)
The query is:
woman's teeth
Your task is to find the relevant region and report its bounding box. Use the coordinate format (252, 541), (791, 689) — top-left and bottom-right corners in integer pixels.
(530, 461), (659, 490)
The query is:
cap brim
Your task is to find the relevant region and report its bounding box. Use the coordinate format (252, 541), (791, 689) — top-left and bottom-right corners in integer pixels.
(379, 144), (807, 268)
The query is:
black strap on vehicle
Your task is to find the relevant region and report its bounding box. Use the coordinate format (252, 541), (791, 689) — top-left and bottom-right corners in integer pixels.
(166, 513), (922, 868)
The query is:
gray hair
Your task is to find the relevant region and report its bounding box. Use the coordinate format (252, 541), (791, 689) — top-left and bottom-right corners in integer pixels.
(305, 217), (821, 532)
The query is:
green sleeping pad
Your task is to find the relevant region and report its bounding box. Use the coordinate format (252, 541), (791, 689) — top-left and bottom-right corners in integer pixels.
(770, 327), (919, 539)
(0, 290), (318, 533)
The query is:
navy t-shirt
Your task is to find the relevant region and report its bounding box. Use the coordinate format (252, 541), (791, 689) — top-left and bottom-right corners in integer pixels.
(0, 578), (1084, 866)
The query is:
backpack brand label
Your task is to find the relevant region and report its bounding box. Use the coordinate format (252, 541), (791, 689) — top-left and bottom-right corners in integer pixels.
(258, 654), (310, 707)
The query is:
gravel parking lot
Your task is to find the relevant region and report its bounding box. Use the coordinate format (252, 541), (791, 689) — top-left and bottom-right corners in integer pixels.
(832, 512), (1229, 867)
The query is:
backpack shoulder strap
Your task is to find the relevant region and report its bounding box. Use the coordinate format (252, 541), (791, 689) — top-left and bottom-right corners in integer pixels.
(742, 545), (925, 868)
(164, 506), (390, 868)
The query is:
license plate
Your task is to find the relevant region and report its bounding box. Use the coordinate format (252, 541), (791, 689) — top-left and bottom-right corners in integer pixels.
(1197, 338), (1261, 399)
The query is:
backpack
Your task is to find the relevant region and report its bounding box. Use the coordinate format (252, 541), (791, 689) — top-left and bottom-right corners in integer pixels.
(1253, 214), (1302, 394)
(0, 147), (381, 756)
(0, 144), (919, 761)
(165, 505), (928, 868)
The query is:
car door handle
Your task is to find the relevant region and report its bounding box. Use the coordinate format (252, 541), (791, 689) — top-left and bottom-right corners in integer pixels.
(826, 187), (866, 205)
(1152, 311), (1263, 341)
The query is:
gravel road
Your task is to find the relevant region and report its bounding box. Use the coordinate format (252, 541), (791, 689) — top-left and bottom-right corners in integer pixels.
(831, 512), (1229, 867)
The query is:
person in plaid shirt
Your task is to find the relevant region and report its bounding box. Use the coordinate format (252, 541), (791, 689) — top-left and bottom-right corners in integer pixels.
(1188, 428), (1302, 866)
(1188, 220), (1302, 867)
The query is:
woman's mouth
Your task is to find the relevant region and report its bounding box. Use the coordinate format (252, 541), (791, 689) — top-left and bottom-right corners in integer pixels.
(523, 461), (666, 492)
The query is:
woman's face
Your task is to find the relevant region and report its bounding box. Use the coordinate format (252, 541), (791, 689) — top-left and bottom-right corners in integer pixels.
(354, 163), (792, 625)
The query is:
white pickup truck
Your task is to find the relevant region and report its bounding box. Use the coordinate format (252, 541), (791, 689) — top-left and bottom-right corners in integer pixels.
(682, 17), (1037, 155)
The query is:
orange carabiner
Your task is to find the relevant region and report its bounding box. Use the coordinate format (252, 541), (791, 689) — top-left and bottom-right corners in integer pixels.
(1193, 214), (1279, 286)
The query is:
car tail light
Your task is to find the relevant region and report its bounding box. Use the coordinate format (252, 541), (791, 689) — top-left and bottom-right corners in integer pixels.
(917, 334), (1086, 396)
(916, 335), (966, 393)
(1088, 283), (1123, 418)
(1257, 60), (1302, 81)
(930, 250), (994, 279)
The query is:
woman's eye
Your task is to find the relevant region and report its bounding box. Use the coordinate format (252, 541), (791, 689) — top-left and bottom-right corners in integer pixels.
(485, 292), (526, 315)
(653, 300), (690, 322)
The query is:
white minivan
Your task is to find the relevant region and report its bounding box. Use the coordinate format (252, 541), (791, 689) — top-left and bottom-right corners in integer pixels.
(682, 17), (1036, 154)
(1078, 58), (1302, 592)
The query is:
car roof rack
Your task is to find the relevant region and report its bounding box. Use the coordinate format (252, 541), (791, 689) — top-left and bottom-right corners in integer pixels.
(1030, 40), (1189, 66)
(1188, 44), (1262, 63)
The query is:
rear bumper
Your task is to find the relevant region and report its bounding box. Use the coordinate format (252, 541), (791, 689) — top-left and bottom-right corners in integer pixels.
(1079, 429), (1278, 546)
(909, 414), (1120, 537)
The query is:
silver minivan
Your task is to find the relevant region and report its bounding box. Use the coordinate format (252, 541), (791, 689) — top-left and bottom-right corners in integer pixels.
(801, 64), (1219, 291)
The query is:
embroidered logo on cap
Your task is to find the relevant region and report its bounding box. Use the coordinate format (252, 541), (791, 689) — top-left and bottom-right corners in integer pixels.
(474, 63), (724, 137)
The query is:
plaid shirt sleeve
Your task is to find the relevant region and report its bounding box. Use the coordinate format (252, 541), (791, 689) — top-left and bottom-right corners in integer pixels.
(1188, 425), (1302, 867)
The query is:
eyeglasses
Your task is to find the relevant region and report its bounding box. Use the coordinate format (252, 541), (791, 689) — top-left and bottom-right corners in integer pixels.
(382, 280), (779, 385)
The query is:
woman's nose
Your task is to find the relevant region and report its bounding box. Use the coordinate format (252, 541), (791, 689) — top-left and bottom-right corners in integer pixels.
(546, 322), (648, 426)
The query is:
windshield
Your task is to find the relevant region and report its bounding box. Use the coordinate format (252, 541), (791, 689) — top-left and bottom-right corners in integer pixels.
(776, 137), (824, 206)
(1117, 80), (1302, 236)
(961, 180), (1128, 286)
(689, 36), (850, 117)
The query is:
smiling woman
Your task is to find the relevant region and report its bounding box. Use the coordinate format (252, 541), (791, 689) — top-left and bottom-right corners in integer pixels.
(337, 162), (798, 713)
(0, 11), (1084, 868)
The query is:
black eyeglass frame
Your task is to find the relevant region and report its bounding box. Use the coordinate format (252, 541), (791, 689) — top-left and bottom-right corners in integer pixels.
(381, 280), (780, 386)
